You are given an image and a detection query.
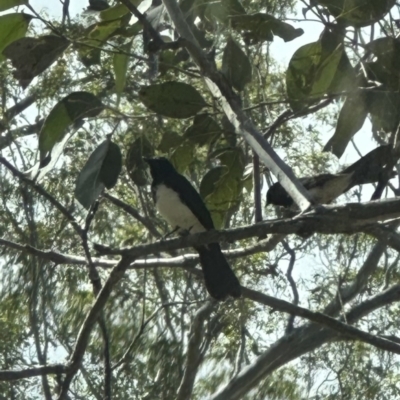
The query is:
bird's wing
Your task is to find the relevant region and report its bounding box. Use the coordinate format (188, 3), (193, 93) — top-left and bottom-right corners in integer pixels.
(166, 173), (215, 230)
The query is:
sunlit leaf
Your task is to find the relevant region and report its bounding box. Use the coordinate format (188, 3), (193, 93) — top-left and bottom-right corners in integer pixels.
(78, 19), (122, 67)
(39, 92), (104, 160)
(0, 0), (26, 11)
(0, 13), (33, 62)
(286, 29), (353, 110)
(316, 0), (395, 27)
(113, 40), (132, 102)
(170, 141), (194, 172)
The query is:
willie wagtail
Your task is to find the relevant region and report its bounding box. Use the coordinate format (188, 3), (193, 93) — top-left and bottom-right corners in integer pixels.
(267, 145), (395, 208)
(145, 157), (241, 300)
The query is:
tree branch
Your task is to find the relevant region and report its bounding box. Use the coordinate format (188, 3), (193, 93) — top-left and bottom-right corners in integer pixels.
(94, 198), (400, 257)
(0, 364), (65, 381)
(57, 255), (135, 400)
(212, 284), (400, 400)
(161, 0), (314, 211)
(177, 300), (215, 400)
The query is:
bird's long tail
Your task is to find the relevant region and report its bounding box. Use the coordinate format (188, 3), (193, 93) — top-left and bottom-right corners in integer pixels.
(342, 145), (395, 187)
(196, 243), (241, 300)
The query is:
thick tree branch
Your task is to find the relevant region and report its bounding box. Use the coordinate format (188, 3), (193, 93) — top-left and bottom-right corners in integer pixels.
(57, 255), (134, 400)
(95, 198), (400, 257)
(0, 157), (83, 235)
(161, 0), (314, 211)
(177, 300), (215, 400)
(0, 364), (65, 381)
(212, 284), (400, 400)
(104, 192), (161, 238)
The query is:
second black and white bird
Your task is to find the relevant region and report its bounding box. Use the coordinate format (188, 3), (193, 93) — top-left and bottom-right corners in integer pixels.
(145, 157), (241, 300)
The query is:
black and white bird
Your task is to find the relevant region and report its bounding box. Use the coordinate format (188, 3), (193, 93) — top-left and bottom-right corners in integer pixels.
(145, 157), (241, 300)
(266, 145), (396, 208)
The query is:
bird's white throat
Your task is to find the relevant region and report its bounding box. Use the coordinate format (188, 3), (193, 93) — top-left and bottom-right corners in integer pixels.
(155, 184), (206, 233)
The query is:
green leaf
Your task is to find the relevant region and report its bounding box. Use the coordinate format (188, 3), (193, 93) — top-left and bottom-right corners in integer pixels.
(113, 40), (132, 102)
(170, 141), (194, 173)
(0, 13), (33, 62)
(75, 140), (122, 209)
(100, 3), (130, 21)
(139, 82), (207, 119)
(158, 131), (183, 152)
(126, 136), (154, 186)
(316, 0), (395, 27)
(222, 37), (252, 91)
(39, 92), (104, 160)
(78, 19), (122, 67)
(3, 35), (70, 88)
(184, 114), (221, 145)
(0, 0), (26, 11)
(231, 13), (304, 43)
(365, 37), (400, 89)
(368, 90), (400, 134)
(200, 148), (245, 228)
(286, 30), (348, 110)
(323, 91), (368, 157)
(200, 0), (246, 25)
(99, 142), (122, 189)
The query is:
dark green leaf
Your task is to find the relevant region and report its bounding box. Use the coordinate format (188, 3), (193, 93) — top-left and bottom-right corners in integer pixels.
(99, 142), (122, 189)
(75, 140), (121, 209)
(3, 35), (70, 88)
(39, 92), (104, 160)
(365, 38), (400, 89)
(316, 0), (395, 27)
(184, 114), (221, 145)
(139, 82), (207, 119)
(0, 13), (33, 62)
(0, 0), (26, 12)
(231, 13), (303, 43)
(200, 166), (226, 199)
(113, 40), (132, 102)
(368, 90), (400, 134)
(126, 137), (154, 186)
(158, 131), (183, 152)
(324, 91), (368, 157)
(222, 38), (252, 91)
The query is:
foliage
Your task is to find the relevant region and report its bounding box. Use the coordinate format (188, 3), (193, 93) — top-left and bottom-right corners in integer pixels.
(0, 0), (400, 399)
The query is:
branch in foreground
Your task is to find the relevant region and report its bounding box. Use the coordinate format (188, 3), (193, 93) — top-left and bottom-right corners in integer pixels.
(0, 364), (65, 381)
(94, 197), (400, 257)
(57, 255), (135, 400)
(177, 300), (215, 400)
(211, 284), (400, 400)
(161, 0), (314, 211)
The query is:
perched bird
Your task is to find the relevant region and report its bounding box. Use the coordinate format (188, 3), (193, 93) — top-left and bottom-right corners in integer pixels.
(266, 145), (395, 208)
(145, 157), (241, 300)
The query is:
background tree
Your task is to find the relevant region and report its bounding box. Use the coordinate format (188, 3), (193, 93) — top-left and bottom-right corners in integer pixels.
(1, 0), (400, 399)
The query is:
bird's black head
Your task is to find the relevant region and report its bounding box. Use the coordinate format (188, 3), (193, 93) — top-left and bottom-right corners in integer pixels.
(266, 182), (293, 208)
(144, 157), (177, 180)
